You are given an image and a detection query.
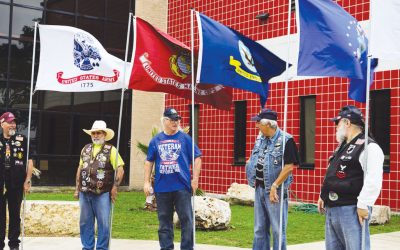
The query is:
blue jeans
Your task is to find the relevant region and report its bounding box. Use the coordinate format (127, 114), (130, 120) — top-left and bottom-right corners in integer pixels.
(155, 190), (193, 250)
(253, 186), (288, 250)
(79, 192), (111, 250)
(325, 205), (371, 250)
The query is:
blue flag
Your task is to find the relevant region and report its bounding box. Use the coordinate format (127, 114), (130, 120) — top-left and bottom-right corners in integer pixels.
(298, 0), (376, 103)
(196, 12), (288, 107)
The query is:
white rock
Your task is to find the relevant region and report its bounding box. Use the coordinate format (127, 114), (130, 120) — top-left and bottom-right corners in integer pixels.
(23, 200), (80, 236)
(174, 196), (231, 230)
(370, 205), (391, 225)
(226, 182), (254, 206)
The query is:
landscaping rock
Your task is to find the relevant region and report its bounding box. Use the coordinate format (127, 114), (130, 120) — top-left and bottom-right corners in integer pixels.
(23, 200), (80, 236)
(174, 196), (231, 230)
(226, 182), (254, 206)
(370, 205), (391, 225)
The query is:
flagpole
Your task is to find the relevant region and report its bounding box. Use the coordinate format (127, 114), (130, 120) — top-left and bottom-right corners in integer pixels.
(21, 21), (38, 250)
(108, 12), (132, 250)
(278, 1), (293, 249)
(190, 8), (197, 249)
(360, 3), (375, 248)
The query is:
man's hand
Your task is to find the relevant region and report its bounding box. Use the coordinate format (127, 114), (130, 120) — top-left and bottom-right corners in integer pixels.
(269, 185), (279, 203)
(24, 179), (31, 193)
(111, 185), (118, 203)
(191, 179), (199, 194)
(317, 197), (325, 214)
(357, 208), (368, 225)
(143, 181), (152, 196)
(73, 190), (79, 200)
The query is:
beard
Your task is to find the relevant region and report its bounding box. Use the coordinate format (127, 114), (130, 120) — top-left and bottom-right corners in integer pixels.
(336, 124), (347, 143)
(92, 138), (105, 145)
(8, 129), (16, 136)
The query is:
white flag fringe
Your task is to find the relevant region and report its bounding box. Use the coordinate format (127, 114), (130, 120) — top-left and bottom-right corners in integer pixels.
(370, 0), (400, 59)
(36, 25), (127, 92)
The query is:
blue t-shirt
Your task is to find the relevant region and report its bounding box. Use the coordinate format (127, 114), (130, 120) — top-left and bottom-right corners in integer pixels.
(147, 131), (202, 193)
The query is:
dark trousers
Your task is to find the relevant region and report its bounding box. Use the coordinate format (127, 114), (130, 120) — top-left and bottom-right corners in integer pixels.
(0, 185), (23, 249)
(155, 190), (193, 250)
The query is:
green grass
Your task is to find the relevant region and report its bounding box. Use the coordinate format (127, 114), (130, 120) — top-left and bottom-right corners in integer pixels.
(26, 191), (400, 248)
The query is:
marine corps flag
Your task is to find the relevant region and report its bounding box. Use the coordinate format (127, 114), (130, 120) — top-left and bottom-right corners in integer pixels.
(196, 12), (288, 107)
(129, 17), (232, 111)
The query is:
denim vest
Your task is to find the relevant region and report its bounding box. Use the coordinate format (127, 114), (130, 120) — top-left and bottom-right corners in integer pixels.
(246, 128), (293, 191)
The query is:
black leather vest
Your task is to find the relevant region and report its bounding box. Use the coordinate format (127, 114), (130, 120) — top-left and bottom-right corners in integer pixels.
(321, 133), (375, 207)
(0, 134), (28, 189)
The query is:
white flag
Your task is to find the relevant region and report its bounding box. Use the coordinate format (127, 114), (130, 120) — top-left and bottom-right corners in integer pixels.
(36, 25), (127, 92)
(370, 0), (400, 59)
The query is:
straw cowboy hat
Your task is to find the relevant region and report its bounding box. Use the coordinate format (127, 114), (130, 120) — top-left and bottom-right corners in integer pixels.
(83, 120), (115, 141)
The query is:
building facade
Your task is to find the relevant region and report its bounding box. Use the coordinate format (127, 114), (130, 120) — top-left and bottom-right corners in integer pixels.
(166, 0), (399, 211)
(0, 0), (134, 186)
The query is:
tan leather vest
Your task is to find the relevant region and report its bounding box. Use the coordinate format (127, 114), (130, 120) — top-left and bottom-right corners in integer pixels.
(79, 143), (114, 194)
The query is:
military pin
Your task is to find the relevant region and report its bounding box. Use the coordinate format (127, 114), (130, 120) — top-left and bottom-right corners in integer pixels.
(274, 160), (278, 164)
(103, 149), (109, 153)
(15, 141), (21, 147)
(13, 148), (17, 152)
(13, 153), (17, 157)
(82, 181), (86, 187)
(329, 191), (339, 201)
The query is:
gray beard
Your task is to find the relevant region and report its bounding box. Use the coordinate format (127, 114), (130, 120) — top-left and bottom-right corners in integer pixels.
(336, 128), (346, 143)
(92, 138), (105, 145)
(8, 129), (16, 136)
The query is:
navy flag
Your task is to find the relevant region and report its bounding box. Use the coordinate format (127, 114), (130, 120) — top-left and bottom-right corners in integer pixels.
(196, 12), (288, 107)
(297, 0), (377, 102)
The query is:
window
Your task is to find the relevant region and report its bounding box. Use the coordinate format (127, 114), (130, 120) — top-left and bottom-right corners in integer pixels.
(233, 101), (247, 165)
(370, 89), (390, 173)
(0, 0), (134, 186)
(188, 104), (199, 144)
(299, 96), (316, 169)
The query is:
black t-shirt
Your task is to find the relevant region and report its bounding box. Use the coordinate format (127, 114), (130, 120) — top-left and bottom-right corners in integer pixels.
(256, 138), (299, 187)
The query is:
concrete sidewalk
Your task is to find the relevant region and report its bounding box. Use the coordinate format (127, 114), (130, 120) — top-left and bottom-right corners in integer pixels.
(22, 231), (400, 249)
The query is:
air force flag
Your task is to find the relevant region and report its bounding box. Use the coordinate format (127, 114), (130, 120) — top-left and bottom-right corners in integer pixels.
(196, 12), (287, 107)
(297, 0), (376, 102)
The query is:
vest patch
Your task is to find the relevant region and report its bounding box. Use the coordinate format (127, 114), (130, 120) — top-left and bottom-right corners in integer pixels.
(336, 164), (347, 179)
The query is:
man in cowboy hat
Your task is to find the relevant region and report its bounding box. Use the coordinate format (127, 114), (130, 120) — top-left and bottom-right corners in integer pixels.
(74, 120), (124, 250)
(0, 112), (33, 250)
(318, 105), (384, 250)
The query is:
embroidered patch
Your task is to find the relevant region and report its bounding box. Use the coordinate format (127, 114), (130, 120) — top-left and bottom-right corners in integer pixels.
(346, 145), (356, 154)
(336, 164), (347, 179)
(355, 139), (365, 145)
(15, 135), (23, 141)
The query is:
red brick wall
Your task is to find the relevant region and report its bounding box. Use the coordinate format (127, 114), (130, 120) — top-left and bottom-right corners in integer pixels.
(166, 0), (400, 211)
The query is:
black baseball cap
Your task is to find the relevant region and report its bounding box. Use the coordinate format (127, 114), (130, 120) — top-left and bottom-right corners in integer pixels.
(163, 107), (181, 121)
(331, 105), (365, 127)
(251, 108), (278, 121)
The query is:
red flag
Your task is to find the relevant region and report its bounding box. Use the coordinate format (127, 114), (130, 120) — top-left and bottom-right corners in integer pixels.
(129, 17), (232, 111)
